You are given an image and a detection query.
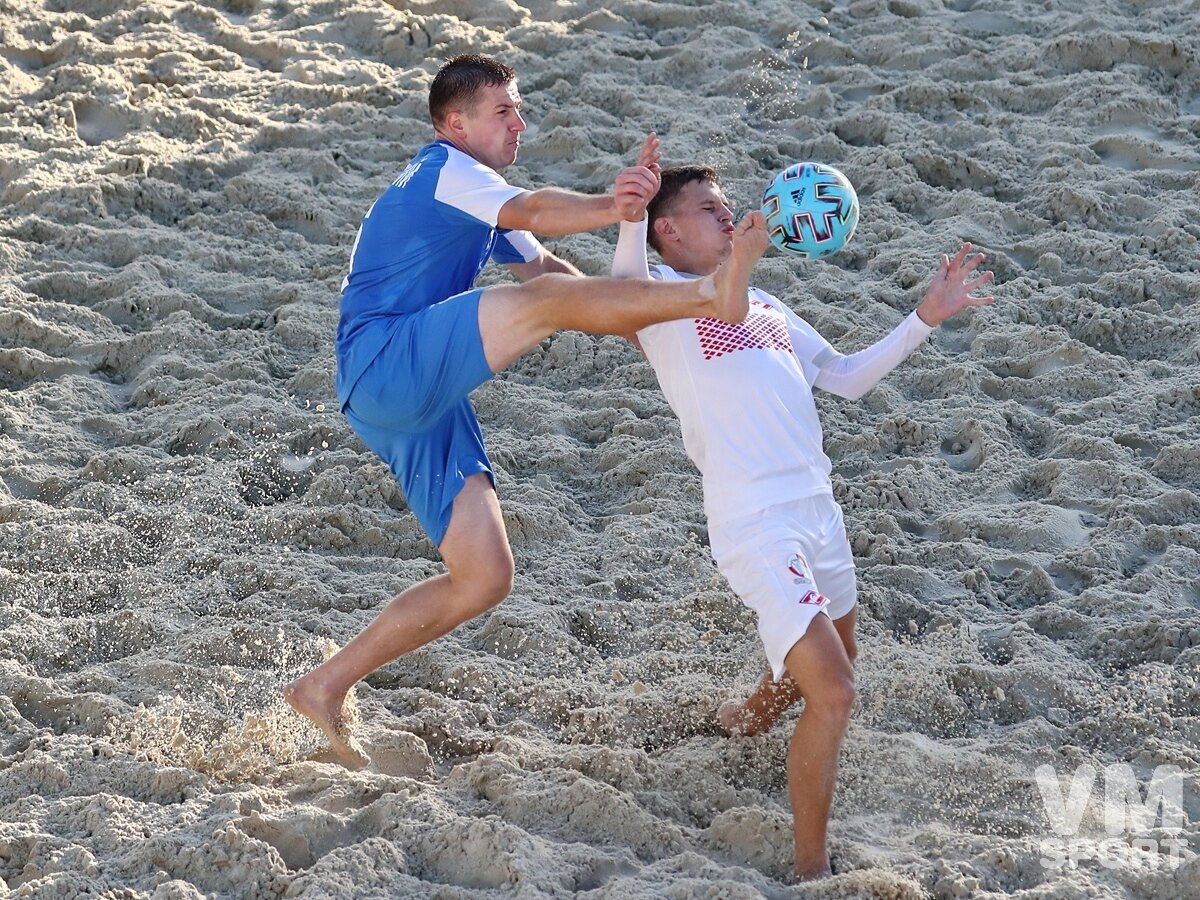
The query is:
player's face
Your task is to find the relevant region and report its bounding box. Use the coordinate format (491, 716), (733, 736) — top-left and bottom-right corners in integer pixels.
(660, 180), (736, 275)
(459, 80), (526, 170)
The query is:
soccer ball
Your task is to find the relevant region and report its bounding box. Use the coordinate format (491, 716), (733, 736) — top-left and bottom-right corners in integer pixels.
(760, 162), (859, 259)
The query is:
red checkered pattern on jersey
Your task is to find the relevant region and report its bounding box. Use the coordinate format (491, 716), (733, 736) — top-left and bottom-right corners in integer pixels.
(694, 303), (795, 360)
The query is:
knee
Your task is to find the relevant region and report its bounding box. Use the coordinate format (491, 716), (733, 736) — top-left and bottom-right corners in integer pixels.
(456, 551), (514, 614)
(806, 671), (856, 726)
(478, 555), (515, 609)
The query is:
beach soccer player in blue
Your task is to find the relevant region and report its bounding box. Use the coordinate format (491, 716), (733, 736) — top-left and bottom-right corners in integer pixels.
(285, 55), (770, 767)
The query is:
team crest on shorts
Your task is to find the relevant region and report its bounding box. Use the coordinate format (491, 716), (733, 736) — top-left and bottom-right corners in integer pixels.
(799, 590), (830, 607)
(787, 553), (810, 583)
(787, 554), (829, 606)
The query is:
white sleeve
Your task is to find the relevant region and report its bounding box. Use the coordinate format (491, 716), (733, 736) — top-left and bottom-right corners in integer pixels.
(807, 311), (935, 400)
(611, 217), (651, 279)
(434, 150), (527, 226)
(768, 293), (836, 386)
(493, 229), (542, 264)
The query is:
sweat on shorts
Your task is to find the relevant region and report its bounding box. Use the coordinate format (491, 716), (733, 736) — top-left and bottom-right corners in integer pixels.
(709, 494), (858, 681)
(343, 288), (495, 546)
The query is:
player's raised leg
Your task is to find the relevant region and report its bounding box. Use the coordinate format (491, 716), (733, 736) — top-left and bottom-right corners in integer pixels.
(478, 212), (768, 372)
(284, 473), (512, 769)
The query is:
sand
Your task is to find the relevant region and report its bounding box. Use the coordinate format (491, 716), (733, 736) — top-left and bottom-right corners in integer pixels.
(1, 0), (1198, 896)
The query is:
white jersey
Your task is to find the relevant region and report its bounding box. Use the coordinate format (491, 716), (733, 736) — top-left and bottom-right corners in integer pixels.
(636, 264), (836, 525)
(634, 262), (933, 527)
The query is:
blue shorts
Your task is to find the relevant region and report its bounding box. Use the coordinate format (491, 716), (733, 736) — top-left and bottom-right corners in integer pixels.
(343, 289), (495, 546)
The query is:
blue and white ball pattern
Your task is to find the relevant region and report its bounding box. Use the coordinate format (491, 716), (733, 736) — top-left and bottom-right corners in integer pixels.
(761, 163), (859, 259)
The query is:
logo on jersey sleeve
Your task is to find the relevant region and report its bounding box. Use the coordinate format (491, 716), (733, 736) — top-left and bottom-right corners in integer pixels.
(393, 161), (422, 189)
(694, 299), (794, 360)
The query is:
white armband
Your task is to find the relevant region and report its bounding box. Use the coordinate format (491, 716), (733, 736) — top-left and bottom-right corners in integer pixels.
(611, 217), (651, 279)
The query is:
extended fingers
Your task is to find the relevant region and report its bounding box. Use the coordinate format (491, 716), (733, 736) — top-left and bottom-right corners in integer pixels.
(966, 270), (995, 291)
(951, 242), (972, 270)
(944, 241), (991, 278)
(636, 132), (661, 170)
(957, 252), (987, 279)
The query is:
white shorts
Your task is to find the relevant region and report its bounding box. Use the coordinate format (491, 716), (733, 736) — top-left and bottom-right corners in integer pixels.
(709, 494), (857, 681)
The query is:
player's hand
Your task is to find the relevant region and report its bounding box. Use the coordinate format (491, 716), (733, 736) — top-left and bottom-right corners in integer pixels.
(734, 210), (771, 258)
(614, 132), (662, 222)
(915, 243), (995, 326)
(635, 131), (662, 176)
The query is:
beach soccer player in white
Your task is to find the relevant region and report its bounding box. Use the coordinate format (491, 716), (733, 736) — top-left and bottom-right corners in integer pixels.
(284, 55), (769, 769)
(611, 163), (995, 880)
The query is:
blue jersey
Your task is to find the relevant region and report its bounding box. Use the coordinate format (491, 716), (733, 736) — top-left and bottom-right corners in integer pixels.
(335, 140), (540, 407)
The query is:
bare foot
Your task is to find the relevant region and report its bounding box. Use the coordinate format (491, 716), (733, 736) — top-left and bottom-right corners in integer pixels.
(794, 861), (834, 882)
(718, 671), (804, 737)
(283, 676), (370, 770)
(718, 700), (751, 736)
(718, 699), (774, 737)
(701, 211), (770, 323)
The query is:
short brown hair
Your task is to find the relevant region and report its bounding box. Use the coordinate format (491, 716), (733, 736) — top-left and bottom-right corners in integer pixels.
(429, 55), (516, 126)
(647, 165), (723, 252)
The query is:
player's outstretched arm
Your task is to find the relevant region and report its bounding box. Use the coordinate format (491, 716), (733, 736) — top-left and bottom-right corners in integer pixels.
(915, 243), (995, 326)
(497, 134), (661, 236)
(617, 131), (661, 221)
(807, 243), (994, 400)
(611, 133), (662, 281)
